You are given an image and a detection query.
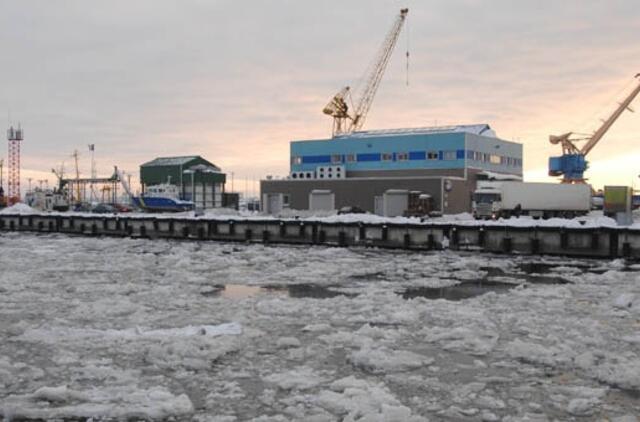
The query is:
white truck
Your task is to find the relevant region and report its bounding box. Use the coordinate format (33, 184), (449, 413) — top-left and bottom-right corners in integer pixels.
(472, 181), (592, 219)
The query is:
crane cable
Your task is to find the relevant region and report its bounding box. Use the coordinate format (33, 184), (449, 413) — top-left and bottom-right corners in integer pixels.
(405, 15), (410, 86)
(573, 75), (637, 135)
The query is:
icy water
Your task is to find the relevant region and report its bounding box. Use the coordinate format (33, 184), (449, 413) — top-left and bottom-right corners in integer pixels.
(1, 233), (639, 421)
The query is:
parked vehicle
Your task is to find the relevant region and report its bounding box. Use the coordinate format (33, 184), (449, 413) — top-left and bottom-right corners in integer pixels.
(473, 181), (591, 219)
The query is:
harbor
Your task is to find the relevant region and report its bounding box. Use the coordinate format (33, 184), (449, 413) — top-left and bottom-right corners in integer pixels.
(1, 2), (640, 421)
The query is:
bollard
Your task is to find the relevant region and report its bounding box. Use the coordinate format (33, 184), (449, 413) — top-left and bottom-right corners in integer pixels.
(530, 238), (540, 254)
(381, 225), (388, 242)
(358, 224), (366, 241)
(126, 224), (133, 236)
(245, 228), (252, 241)
(69, 218), (74, 230)
(609, 231), (619, 258)
(182, 226), (190, 238)
(622, 242), (631, 258)
(9, 220), (15, 231)
(299, 223), (305, 239)
(478, 228), (485, 248)
(263, 230), (270, 243)
(312, 224), (318, 243)
(279, 222), (286, 238)
(48, 221), (54, 231)
(451, 227), (459, 248)
(91, 224), (98, 235)
(209, 221), (218, 236)
(37, 221), (44, 231)
(318, 230), (326, 244)
(560, 230), (568, 250)
(403, 233), (411, 248)
(503, 237), (512, 253)
(338, 231), (347, 247)
(140, 225), (147, 238)
(115, 219), (122, 231)
(28, 217), (34, 228)
(228, 221), (236, 235)
(79, 223), (86, 233)
(590, 233), (599, 251)
(0, 219), (4, 230)
(197, 227), (205, 240)
(103, 219), (109, 230)
(153, 220), (159, 231)
(427, 233), (435, 250)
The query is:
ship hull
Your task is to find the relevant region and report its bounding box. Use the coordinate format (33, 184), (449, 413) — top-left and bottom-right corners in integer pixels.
(132, 196), (193, 213)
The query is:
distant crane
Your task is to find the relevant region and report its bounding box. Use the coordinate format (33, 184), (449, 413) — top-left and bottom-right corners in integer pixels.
(549, 73), (640, 183)
(323, 8), (409, 137)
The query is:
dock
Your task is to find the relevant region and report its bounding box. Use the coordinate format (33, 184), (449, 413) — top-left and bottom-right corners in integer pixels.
(1, 213), (638, 259)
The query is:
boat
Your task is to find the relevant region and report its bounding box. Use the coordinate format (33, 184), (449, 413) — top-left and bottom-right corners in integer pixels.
(25, 188), (70, 212)
(132, 184), (194, 212)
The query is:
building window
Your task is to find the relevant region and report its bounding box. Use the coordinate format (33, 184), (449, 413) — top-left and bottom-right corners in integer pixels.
(292, 156), (302, 165)
(331, 154), (342, 164)
(346, 154), (356, 162)
(490, 154), (501, 165)
(427, 151), (438, 160)
(283, 195), (290, 206)
(397, 152), (409, 161)
(381, 153), (393, 161)
(443, 151), (456, 160)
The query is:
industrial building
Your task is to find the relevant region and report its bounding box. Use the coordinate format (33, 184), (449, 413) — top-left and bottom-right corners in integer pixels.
(140, 156), (228, 209)
(261, 124), (523, 215)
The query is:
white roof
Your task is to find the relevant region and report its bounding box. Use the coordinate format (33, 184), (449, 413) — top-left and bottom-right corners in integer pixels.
(335, 124), (496, 139)
(478, 171), (522, 181)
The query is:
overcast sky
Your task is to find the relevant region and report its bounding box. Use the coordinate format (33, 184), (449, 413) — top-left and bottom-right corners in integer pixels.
(1, 0), (639, 194)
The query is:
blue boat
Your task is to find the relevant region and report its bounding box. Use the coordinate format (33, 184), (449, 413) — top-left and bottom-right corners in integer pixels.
(132, 184), (194, 212)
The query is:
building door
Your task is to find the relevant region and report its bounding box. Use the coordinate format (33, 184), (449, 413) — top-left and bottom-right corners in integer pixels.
(374, 196), (383, 216)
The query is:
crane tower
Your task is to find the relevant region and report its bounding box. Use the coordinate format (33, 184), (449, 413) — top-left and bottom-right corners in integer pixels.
(323, 8), (409, 137)
(7, 125), (23, 205)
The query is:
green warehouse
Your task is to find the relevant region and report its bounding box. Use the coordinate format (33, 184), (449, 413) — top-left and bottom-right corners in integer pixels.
(140, 156), (227, 209)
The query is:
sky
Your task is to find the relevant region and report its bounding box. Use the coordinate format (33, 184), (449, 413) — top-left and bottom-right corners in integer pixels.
(0, 0), (639, 196)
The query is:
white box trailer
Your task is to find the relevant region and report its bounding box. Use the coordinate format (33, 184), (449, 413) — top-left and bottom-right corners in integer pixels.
(473, 182), (591, 219)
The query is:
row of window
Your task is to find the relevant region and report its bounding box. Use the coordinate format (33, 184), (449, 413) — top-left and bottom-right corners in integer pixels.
(291, 150), (521, 167)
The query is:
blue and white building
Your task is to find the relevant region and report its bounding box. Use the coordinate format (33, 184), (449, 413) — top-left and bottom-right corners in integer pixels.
(262, 124), (523, 214)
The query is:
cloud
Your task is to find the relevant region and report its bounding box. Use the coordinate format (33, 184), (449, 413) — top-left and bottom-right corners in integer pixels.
(0, 0), (638, 195)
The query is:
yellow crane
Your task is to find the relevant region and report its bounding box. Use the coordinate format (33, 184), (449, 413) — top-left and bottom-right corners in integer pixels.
(323, 8), (409, 137)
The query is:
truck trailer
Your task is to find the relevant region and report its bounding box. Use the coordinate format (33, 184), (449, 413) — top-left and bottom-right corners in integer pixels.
(473, 181), (592, 219)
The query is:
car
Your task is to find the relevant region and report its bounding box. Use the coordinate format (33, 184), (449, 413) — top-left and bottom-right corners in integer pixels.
(91, 203), (117, 214)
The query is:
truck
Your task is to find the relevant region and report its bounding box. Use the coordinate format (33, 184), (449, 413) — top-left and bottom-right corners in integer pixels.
(473, 181), (592, 219)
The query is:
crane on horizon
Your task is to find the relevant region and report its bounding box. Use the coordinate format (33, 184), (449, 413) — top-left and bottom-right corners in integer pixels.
(322, 8), (409, 137)
(548, 73), (640, 183)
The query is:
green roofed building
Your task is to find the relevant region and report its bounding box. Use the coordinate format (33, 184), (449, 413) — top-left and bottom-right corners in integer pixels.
(140, 155), (228, 209)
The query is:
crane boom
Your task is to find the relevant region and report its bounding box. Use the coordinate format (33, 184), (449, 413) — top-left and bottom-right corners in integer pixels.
(351, 8), (409, 133)
(581, 73), (640, 156)
(323, 8), (408, 137)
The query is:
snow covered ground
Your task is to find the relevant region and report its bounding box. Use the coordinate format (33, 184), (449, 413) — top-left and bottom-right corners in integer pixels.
(3, 202), (640, 230)
(0, 233), (639, 421)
